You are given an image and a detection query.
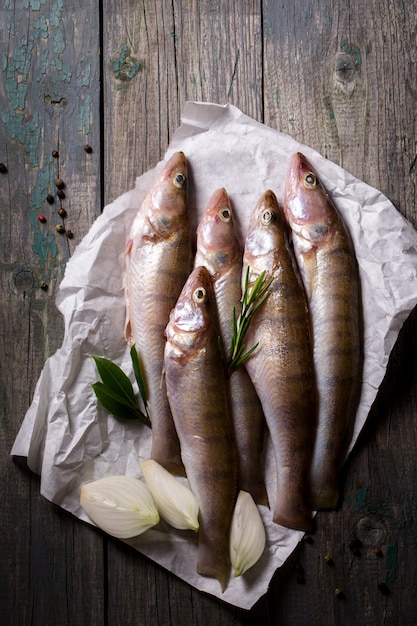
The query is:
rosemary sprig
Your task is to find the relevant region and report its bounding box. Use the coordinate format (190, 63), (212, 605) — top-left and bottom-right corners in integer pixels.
(92, 346), (151, 427)
(227, 267), (273, 371)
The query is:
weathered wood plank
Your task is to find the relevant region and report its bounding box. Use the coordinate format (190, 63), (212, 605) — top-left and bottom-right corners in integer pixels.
(2, 0), (417, 624)
(263, 0), (417, 225)
(262, 0), (417, 623)
(0, 2), (103, 625)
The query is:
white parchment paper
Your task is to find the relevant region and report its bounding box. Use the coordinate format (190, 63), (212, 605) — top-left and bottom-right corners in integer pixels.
(11, 102), (417, 609)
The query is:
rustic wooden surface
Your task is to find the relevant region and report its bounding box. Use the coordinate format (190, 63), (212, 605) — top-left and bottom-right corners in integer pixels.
(1, 1), (417, 624)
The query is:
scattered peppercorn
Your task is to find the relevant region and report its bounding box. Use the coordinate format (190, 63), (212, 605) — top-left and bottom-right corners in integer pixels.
(374, 547), (383, 558)
(46, 194), (54, 204)
(0, 163), (7, 173)
(39, 281), (48, 290)
(57, 190), (66, 199)
(378, 582), (390, 596)
(52, 150), (59, 158)
(55, 178), (65, 189)
(38, 215), (47, 223)
(55, 224), (65, 234)
(57, 208), (67, 218)
(66, 229), (74, 239)
(324, 555), (334, 566)
(334, 588), (345, 599)
(84, 144), (93, 153)
(303, 534), (313, 544)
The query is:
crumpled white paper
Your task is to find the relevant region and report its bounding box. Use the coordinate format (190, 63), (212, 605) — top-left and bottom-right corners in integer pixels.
(12, 102), (417, 609)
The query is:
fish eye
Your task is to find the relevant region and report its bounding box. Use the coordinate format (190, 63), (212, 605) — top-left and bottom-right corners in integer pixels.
(304, 172), (318, 189)
(218, 207), (231, 222)
(173, 172), (186, 188)
(192, 286), (207, 304)
(261, 209), (275, 225)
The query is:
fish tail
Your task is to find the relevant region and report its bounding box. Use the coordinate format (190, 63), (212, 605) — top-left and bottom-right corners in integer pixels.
(196, 539), (230, 593)
(309, 458), (341, 510)
(273, 468), (313, 531)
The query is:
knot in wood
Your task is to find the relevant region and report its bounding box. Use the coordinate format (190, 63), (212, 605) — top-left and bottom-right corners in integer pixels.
(355, 517), (387, 547)
(112, 44), (141, 82)
(14, 270), (34, 292)
(335, 54), (356, 83)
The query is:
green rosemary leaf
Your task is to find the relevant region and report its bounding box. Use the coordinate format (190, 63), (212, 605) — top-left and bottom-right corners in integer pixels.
(130, 345), (150, 423)
(92, 355), (137, 410)
(230, 342), (260, 370)
(227, 268), (272, 372)
(91, 382), (145, 422)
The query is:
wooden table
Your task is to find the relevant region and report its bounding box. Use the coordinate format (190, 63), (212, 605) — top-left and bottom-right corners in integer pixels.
(2, 1), (417, 624)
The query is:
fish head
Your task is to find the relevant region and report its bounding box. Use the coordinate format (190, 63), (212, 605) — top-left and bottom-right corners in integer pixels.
(284, 152), (336, 248)
(165, 266), (215, 360)
(145, 151), (188, 240)
(243, 190), (287, 279)
(195, 188), (241, 277)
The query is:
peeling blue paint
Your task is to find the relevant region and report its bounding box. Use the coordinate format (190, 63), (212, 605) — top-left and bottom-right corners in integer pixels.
(78, 94), (91, 134)
(112, 43), (141, 80)
(353, 486), (367, 511)
(50, 0), (64, 27)
(32, 14), (48, 39)
(28, 162), (59, 269)
(385, 540), (398, 584)
(23, 0), (47, 9)
(6, 12), (15, 35)
(77, 62), (91, 88)
(340, 41), (362, 66)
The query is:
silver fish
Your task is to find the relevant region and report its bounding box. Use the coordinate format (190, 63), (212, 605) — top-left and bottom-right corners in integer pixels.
(125, 151), (190, 475)
(164, 265), (237, 591)
(194, 188), (268, 506)
(243, 190), (316, 532)
(284, 152), (362, 510)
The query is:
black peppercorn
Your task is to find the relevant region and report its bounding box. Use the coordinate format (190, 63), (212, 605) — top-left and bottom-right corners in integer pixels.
(52, 150), (59, 158)
(66, 229), (74, 239)
(55, 178), (65, 189)
(0, 163), (7, 173)
(84, 144), (93, 153)
(46, 194), (54, 204)
(57, 190), (65, 199)
(40, 281), (48, 290)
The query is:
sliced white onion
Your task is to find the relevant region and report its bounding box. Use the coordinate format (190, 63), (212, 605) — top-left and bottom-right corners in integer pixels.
(141, 459), (199, 531)
(229, 490), (266, 577)
(80, 475), (159, 539)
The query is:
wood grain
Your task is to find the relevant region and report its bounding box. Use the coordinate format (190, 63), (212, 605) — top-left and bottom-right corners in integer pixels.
(1, 0), (417, 624)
